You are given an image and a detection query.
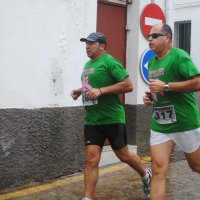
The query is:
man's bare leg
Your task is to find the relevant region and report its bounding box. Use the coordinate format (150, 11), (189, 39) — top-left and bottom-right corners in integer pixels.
(84, 145), (102, 200)
(114, 146), (146, 177)
(185, 147), (200, 173)
(150, 141), (174, 200)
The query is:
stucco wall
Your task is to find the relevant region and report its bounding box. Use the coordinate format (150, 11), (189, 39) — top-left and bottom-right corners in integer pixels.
(0, 0), (97, 190)
(0, 0), (96, 109)
(125, 105), (151, 155)
(0, 107), (85, 190)
(0, 105), (151, 190)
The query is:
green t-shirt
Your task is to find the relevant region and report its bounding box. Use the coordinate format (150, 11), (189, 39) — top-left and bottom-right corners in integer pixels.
(148, 47), (200, 133)
(81, 53), (129, 125)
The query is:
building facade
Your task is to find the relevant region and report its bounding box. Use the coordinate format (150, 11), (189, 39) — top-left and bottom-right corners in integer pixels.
(0, 0), (200, 190)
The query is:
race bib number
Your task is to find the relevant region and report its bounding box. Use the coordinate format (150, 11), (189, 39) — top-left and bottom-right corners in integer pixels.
(153, 105), (177, 124)
(82, 90), (98, 106)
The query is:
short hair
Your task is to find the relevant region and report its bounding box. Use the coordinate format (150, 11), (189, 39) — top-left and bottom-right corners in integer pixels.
(162, 24), (173, 39)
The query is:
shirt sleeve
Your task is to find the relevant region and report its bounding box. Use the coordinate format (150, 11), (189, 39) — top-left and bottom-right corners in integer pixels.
(177, 49), (200, 79)
(108, 57), (129, 82)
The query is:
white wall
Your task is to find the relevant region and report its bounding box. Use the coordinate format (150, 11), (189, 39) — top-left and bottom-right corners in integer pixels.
(166, 0), (200, 67)
(0, 0), (97, 108)
(1, 0), (200, 108)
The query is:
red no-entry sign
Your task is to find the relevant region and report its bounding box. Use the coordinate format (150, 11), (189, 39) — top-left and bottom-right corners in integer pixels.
(141, 3), (166, 38)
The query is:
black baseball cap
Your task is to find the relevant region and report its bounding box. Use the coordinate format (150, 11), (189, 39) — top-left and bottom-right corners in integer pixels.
(80, 32), (107, 44)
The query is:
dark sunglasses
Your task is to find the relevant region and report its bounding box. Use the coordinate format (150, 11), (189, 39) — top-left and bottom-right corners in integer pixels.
(147, 33), (168, 39)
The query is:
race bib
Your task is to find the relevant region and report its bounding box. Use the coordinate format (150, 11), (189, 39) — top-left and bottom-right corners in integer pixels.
(82, 90), (98, 106)
(153, 105), (177, 124)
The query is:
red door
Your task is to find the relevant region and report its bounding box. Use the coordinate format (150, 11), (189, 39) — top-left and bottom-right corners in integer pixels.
(97, 1), (127, 66)
(97, 1), (127, 145)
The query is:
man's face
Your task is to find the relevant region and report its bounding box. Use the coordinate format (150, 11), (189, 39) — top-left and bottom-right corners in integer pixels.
(85, 41), (105, 60)
(147, 25), (169, 54)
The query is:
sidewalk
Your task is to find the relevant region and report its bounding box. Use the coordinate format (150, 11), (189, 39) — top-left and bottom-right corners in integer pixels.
(0, 151), (200, 200)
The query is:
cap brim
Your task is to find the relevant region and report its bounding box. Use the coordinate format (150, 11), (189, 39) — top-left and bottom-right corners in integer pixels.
(80, 38), (96, 42)
(80, 38), (86, 42)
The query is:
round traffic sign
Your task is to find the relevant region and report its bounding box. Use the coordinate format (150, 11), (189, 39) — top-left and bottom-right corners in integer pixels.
(140, 48), (156, 84)
(141, 3), (166, 38)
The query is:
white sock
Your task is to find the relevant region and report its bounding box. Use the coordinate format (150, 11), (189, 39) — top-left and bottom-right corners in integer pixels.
(82, 197), (92, 200)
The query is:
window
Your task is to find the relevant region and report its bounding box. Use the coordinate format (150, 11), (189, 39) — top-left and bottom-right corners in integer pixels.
(174, 21), (191, 54)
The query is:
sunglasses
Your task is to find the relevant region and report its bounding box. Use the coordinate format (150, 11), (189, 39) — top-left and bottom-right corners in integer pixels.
(147, 33), (168, 39)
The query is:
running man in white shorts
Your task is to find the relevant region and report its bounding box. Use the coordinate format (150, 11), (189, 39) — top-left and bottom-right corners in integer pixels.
(143, 24), (200, 200)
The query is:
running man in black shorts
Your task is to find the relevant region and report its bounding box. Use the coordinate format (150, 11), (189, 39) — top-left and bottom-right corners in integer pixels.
(71, 32), (152, 200)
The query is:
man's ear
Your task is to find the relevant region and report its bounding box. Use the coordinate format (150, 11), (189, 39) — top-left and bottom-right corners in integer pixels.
(100, 43), (106, 50)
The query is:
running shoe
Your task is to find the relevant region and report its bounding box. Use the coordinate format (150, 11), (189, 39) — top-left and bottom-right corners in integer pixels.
(142, 168), (152, 199)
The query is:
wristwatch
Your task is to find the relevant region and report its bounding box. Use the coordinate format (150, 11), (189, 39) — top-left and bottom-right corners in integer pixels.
(164, 83), (170, 92)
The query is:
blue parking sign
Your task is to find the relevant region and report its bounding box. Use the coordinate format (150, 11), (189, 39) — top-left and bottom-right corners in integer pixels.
(140, 48), (156, 84)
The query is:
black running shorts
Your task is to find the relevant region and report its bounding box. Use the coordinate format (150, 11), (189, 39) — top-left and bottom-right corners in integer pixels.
(84, 124), (127, 150)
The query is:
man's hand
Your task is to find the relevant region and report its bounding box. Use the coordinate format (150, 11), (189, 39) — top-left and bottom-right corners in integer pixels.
(86, 88), (102, 100)
(149, 79), (165, 93)
(143, 91), (153, 106)
(70, 88), (82, 100)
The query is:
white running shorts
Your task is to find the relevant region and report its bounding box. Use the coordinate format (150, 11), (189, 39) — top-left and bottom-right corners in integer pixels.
(150, 128), (200, 153)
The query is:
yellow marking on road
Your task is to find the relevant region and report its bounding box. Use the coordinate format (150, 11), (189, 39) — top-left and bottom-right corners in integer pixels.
(0, 163), (128, 200)
(141, 156), (151, 162)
